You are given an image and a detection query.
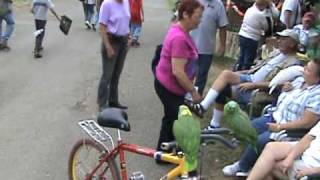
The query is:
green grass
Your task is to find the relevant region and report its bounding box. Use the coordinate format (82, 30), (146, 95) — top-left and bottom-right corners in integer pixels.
(15, 0), (30, 6)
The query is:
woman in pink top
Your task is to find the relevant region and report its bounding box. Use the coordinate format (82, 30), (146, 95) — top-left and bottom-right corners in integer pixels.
(154, 0), (203, 158)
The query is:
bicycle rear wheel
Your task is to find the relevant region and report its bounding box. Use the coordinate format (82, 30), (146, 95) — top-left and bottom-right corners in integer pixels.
(68, 139), (120, 180)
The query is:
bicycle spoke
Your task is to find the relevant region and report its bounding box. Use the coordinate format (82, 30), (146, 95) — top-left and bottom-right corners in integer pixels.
(70, 140), (120, 180)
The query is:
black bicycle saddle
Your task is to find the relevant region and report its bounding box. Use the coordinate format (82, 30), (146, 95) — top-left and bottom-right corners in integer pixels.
(97, 108), (130, 131)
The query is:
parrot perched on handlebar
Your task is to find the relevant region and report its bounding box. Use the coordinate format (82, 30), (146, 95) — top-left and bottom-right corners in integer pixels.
(173, 105), (201, 172)
(224, 101), (258, 152)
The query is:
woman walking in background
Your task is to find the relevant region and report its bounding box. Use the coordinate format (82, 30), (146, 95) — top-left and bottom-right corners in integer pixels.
(129, 0), (144, 47)
(97, 0), (131, 111)
(31, 0), (60, 58)
(82, 0), (96, 30)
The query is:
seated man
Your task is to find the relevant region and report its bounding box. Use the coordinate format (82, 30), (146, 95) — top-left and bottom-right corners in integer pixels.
(186, 29), (301, 130)
(222, 59), (320, 176)
(247, 121), (320, 180)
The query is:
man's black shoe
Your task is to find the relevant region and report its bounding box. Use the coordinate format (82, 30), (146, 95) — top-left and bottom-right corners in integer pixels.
(109, 102), (128, 109)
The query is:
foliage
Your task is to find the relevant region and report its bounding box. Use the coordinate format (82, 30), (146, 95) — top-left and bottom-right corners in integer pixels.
(166, 0), (180, 13)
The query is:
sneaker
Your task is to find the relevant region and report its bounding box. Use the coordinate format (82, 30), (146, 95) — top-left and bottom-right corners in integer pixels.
(222, 161), (240, 176)
(236, 171), (250, 177)
(184, 100), (205, 118)
(203, 125), (220, 131)
(91, 24), (96, 31)
(85, 21), (91, 29)
(34, 51), (42, 58)
(0, 41), (10, 51)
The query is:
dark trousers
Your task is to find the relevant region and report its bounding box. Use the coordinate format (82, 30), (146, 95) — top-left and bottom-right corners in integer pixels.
(97, 37), (128, 108)
(237, 35), (259, 70)
(154, 78), (184, 151)
(34, 19), (46, 51)
(195, 54), (213, 95)
(82, 3), (95, 23)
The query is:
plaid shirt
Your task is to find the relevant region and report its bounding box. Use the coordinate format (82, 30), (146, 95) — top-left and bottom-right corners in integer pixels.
(271, 76), (320, 139)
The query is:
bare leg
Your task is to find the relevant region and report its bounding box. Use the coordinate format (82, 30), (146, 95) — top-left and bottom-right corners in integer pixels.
(186, 70), (242, 117)
(210, 70), (241, 92)
(247, 142), (293, 180)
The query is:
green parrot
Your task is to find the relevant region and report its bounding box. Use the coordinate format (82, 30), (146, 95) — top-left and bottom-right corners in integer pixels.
(223, 101), (258, 152)
(173, 105), (201, 172)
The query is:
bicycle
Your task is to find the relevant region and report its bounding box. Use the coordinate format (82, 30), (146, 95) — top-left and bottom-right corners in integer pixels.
(68, 108), (238, 180)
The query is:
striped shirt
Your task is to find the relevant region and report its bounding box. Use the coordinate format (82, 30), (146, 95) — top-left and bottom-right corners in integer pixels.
(32, 0), (54, 20)
(271, 76), (320, 139)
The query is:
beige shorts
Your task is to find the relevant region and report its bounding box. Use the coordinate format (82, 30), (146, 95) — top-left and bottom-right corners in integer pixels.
(288, 159), (309, 180)
(275, 159), (309, 180)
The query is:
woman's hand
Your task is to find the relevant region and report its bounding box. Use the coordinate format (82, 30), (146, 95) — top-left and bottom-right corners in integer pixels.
(127, 36), (132, 49)
(191, 90), (202, 103)
(295, 167), (319, 179)
(268, 123), (281, 132)
(239, 82), (256, 91)
(278, 158), (294, 175)
(106, 45), (115, 58)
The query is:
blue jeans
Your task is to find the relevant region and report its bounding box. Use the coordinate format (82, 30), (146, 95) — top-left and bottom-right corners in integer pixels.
(94, 11), (99, 27)
(237, 35), (258, 70)
(130, 23), (142, 41)
(195, 54), (213, 95)
(0, 12), (15, 42)
(83, 3), (95, 23)
(238, 116), (273, 171)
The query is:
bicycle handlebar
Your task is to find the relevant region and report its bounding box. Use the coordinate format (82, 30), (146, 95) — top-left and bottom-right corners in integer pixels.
(161, 127), (238, 151)
(200, 134), (238, 149)
(201, 127), (238, 149)
(201, 127), (232, 135)
(161, 141), (178, 151)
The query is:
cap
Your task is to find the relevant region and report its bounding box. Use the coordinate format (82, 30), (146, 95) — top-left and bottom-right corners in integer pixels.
(276, 29), (300, 43)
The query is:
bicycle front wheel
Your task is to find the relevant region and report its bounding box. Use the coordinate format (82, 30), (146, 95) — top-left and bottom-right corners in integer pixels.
(68, 139), (120, 180)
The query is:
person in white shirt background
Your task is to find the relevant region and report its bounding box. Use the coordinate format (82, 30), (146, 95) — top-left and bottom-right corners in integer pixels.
(293, 11), (319, 53)
(280, 0), (302, 29)
(236, 0), (279, 70)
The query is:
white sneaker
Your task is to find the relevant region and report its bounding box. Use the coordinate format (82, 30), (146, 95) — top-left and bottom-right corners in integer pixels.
(222, 161), (240, 176)
(236, 170), (250, 177)
(85, 21), (91, 29)
(203, 125), (220, 131)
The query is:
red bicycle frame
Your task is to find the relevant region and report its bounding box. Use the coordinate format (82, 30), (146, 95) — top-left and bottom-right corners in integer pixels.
(86, 139), (157, 180)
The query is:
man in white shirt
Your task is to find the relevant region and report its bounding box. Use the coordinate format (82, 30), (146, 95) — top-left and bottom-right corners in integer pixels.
(190, 0), (228, 95)
(31, 0), (60, 58)
(185, 29), (300, 129)
(280, 0), (302, 29)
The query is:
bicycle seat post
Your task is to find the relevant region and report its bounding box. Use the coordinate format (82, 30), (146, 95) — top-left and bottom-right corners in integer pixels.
(117, 129), (122, 142)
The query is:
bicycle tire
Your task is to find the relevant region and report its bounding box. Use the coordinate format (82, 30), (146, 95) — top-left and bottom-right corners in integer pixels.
(68, 138), (120, 180)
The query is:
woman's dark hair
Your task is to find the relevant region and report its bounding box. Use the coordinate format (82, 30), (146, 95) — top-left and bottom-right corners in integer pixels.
(177, 0), (204, 21)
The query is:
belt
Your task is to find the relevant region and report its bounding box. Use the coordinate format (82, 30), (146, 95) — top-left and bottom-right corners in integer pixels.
(107, 33), (128, 41)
